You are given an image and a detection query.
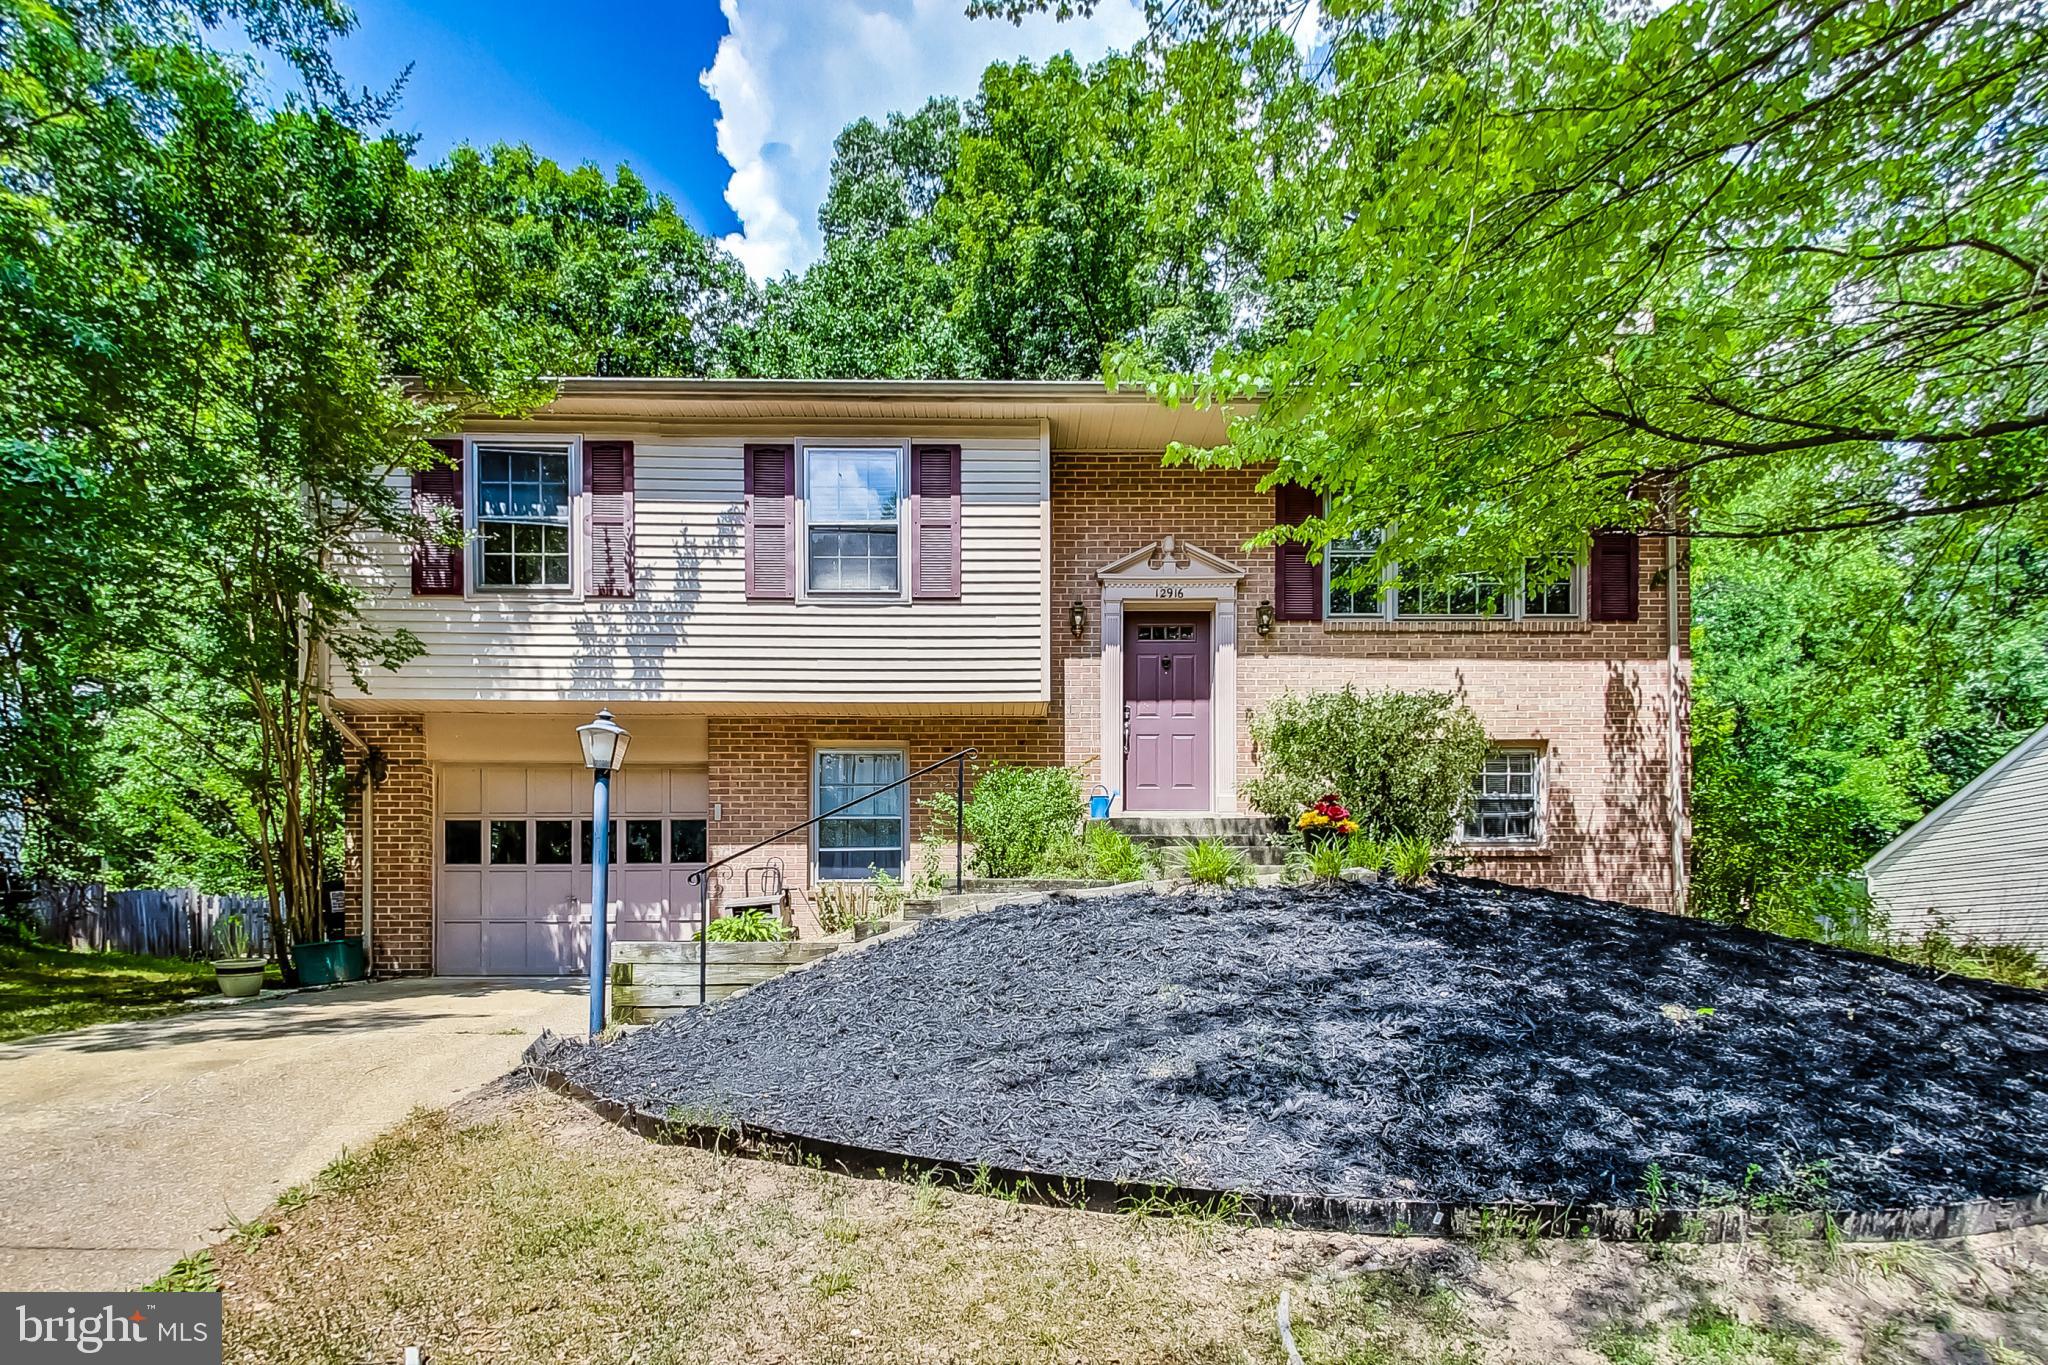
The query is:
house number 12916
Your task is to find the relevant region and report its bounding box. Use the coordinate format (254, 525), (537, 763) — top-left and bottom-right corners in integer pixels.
(1154, 585), (1186, 598)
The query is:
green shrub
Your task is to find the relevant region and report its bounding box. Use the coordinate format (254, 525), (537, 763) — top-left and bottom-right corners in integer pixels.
(1080, 821), (1153, 882)
(1344, 835), (1387, 872)
(1245, 686), (1489, 844)
(699, 909), (787, 943)
(1306, 841), (1347, 881)
(1389, 835), (1434, 887)
(912, 793), (960, 896)
(1173, 838), (1253, 887)
(867, 866), (905, 918)
(964, 765), (1084, 878)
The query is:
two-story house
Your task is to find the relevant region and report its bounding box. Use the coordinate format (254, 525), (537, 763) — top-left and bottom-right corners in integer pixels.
(329, 379), (1690, 977)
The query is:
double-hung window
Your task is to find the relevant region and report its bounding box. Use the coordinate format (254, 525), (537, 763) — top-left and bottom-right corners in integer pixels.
(1521, 556), (1578, 617)
(1396, 555), (1511, 619)
(1325, 530), (1384, 617)
(1323, 533), (1583, 621)
(476, 442), (573, 589)
(805, 446), (903, 594)
(814, 749), (906, 879)
(1462, 748), (1542, 842)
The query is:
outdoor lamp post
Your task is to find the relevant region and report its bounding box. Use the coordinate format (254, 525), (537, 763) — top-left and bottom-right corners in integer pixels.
(577, 709), (630, 1037)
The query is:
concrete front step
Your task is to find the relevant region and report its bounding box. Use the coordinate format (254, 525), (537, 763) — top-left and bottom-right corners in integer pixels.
(1106, 815), (1288, 841)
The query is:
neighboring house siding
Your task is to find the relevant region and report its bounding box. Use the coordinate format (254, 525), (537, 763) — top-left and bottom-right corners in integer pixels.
(1866, 732), (2048, 951)
(332, 425), (1049, 709)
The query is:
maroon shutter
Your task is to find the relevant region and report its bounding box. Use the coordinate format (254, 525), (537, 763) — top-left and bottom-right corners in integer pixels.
(1588, 531), (1641, 622)
(910, 443), (962, 600)
(585, 440), (635, 598)
(411, 438), (464, 596)
(1273, 482), (1322, 622)
(744, 443), (797, 600)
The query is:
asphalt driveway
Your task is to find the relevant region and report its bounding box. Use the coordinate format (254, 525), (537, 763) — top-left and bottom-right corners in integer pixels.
(0, 976), (583, 1291)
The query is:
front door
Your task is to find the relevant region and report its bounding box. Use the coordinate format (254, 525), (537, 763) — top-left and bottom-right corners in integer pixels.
(1124, 613), (1212, 812)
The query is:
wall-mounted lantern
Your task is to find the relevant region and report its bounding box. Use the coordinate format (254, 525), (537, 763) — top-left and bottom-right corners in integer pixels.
(1256, 600), (1276, 637)
(1069, 601), (1088, 639)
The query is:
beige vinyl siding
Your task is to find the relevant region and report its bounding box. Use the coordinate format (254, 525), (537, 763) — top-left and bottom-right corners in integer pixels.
(1866, 730), (2048, 951)
(332, 425), (1049, 708)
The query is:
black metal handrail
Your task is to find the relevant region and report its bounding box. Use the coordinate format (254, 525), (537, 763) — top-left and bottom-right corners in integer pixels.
(679, 747), (976, 1007)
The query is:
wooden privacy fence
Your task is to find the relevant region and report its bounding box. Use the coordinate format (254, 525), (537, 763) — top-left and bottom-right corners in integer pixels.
(31, 884), (271, 959)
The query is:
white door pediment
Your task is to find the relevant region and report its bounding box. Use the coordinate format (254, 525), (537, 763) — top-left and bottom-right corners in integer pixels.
(1096, 536), (1247, 587)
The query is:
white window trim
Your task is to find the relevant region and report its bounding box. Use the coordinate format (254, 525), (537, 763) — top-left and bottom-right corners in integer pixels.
(796, 438), (912, 605)
(463, 433), (585, 601)
(1457, 745), (1547, 846)
(1323, 533), (1587, 622)
(811, 746), (910, 882)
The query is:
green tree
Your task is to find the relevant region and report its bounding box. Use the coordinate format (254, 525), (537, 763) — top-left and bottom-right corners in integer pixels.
(426, 145), (757, 377)
(0, 1), (540, 967)
(976, 1), (2048, 587)
(742, 43), (1300, 380)
(1690, 525), (2048, 935)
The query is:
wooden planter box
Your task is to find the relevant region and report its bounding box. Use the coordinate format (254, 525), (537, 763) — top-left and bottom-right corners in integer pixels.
(609, 940), (839, 1022)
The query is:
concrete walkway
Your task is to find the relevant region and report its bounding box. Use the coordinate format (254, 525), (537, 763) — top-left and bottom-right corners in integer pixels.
(0, 976), (584, 1291)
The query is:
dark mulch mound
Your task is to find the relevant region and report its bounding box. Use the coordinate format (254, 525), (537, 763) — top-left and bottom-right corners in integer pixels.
(547, 879), (2048, 1210)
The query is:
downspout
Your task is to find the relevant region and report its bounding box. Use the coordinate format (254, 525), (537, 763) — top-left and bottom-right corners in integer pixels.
(316, 680), (374, 974)
(1666, 534), (1687, 914)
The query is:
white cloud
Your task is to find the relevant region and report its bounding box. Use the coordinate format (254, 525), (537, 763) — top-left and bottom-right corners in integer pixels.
(702, 0), (1147, 280)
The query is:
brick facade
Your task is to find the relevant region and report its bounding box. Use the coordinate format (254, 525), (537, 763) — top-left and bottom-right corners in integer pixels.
(1051, 453), (1691, 912)
(707, 716), (1059, 937)
(340, 713), (434, 977)
(342, 447), (1691, 972)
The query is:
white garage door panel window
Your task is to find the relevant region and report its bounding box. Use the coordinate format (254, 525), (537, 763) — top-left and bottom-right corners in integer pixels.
(437, 765), (709, 976)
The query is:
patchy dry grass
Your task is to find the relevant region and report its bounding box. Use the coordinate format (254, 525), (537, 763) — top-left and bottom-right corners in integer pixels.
(203, 1081), (2048, 1365)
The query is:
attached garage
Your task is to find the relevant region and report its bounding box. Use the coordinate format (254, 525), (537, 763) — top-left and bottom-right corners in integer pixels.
(436, 763), (709, 975)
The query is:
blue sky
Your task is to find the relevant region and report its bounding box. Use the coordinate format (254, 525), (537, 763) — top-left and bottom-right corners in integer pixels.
(255, 1), (1150, 279)
(309, 0), (741, 236)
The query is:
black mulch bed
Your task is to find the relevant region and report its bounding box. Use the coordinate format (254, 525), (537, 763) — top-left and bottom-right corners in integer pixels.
(544, 879), (2048, 1210)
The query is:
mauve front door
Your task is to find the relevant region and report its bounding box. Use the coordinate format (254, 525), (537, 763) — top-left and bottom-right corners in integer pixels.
(1124, 613), (1211, 811)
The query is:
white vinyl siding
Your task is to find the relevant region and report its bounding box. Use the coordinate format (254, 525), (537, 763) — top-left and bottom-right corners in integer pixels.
(332, 426), (1049, 707)
(1865, 730), (2048, 951)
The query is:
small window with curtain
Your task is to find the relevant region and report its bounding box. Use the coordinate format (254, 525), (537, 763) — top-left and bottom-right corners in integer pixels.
(805, 447), (902, 594)
(475, 442), (573, 588)
(1462, 748), (1542, 842)
(814, 749), (906, 879)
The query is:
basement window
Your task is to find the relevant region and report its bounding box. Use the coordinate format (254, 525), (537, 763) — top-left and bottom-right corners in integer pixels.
(1462, 749), (1543, 843)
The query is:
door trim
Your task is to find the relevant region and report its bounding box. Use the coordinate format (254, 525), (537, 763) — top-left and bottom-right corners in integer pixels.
(1095, 537), (1244, 817)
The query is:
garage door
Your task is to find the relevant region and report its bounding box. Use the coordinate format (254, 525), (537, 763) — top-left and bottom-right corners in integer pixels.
(436, 765), (709, 976)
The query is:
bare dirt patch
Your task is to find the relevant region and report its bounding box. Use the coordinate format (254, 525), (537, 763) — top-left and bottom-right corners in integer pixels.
(543, 879), (2048, 1210)
(207, 1082), (2048, 1364)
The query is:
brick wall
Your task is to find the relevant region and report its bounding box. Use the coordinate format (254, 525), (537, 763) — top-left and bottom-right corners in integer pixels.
(707, 716), (1059, 937)
(340, 713), (434, 976)
(1051, 453), (1690, 911)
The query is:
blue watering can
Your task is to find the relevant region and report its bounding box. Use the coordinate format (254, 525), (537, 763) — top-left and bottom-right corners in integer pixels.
(1088, 785), (1118, 820)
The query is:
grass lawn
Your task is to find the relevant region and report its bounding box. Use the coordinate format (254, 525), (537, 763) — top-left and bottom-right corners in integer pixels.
(174, 1081), (2048, 1365)
(0, 940), (271, 1042)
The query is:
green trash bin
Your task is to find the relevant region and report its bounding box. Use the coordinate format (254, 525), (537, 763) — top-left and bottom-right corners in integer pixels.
(290, 936), (368, 986)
